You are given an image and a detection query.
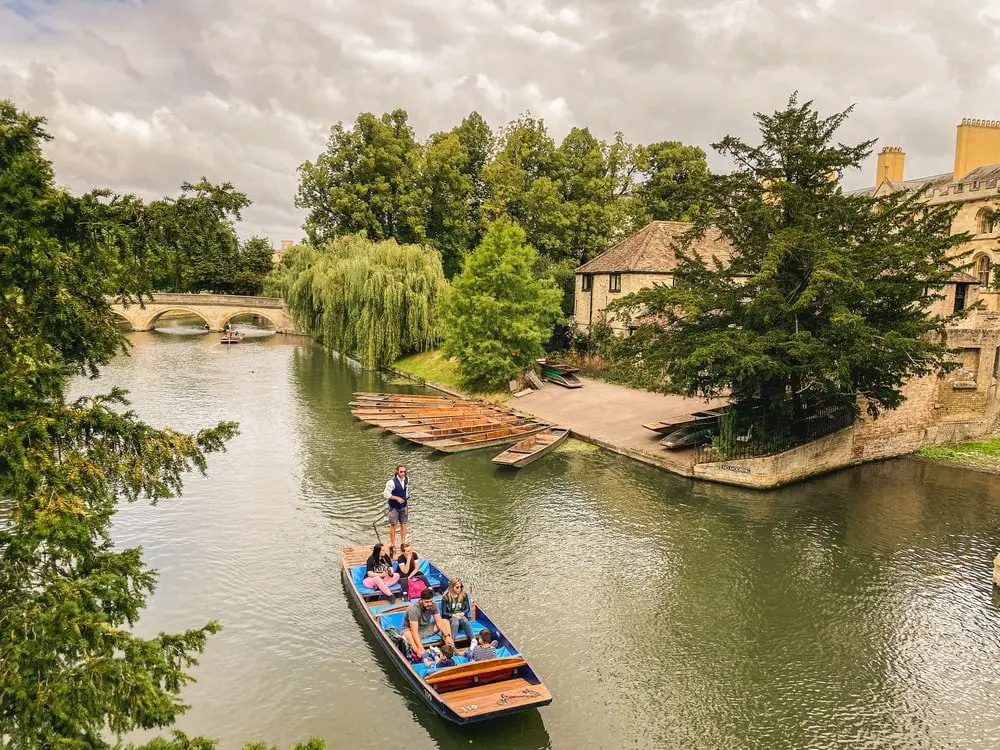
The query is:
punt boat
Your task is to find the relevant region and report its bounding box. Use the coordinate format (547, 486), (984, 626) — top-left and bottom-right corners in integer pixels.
(220, 331), (245, 344)
(418, 423), (549, 453)
(537, 361), (583, 389)
(341, 545), (552, 724)
(491, 428), (570, 468)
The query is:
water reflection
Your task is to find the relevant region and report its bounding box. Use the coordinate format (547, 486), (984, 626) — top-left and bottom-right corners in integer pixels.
(68, 335), (1000, 749)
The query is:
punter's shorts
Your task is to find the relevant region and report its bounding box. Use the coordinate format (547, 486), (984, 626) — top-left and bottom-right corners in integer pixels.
(388, 506), (408, 525)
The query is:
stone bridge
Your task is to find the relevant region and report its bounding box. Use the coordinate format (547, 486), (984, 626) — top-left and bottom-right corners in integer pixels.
(110, 293), (301, 334)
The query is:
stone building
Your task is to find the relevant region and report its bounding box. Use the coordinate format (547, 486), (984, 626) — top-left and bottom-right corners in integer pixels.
(572, 119), (1000, 483)
(573, 220), (734, 333)
(271, 239), (294, 266)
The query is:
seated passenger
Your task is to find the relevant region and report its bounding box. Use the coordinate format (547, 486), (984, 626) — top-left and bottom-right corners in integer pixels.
(403, 588), (453, 660)
(396, 542), (422, 601)
(440, 578), (474, 644)
(466, 629), (498, 662)
(362, 543), (399, 602)
(431, 643), (456, 669)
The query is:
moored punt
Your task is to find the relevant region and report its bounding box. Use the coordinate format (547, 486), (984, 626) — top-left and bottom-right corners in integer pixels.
(371, 412), (511, 429)
(352, 407), (499, 422)
(492, 428), (570, 468)
(419, 423), (550, 453)
(340, 545), (552, 724)
(352, 393), (479, 405)
(397, 417), (535, 441)
(538, 362), (583, 389)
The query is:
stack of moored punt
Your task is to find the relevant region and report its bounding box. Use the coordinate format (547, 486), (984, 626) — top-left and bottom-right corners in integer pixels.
(350, 392), (551, 454)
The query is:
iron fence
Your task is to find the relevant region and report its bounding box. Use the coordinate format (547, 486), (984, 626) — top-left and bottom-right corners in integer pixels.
(694, 404), (855, 464)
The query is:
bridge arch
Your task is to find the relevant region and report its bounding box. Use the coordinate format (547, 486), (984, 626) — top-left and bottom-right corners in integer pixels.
(110, 310), (134, 330)
(144, 307), (212, 331)
(221, 309), (280, 330)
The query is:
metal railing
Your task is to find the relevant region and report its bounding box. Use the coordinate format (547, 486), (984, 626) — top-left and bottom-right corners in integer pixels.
(694, 405), (855, 464)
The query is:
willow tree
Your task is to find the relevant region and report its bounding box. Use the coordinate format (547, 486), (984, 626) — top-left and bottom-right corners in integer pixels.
(273, 235), (447, 368)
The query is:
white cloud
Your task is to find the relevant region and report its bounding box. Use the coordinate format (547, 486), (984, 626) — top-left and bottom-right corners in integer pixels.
(2, 0), (1000, 242)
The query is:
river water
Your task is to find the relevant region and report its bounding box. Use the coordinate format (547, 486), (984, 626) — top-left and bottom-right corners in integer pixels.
(71, 329), (1000, 749)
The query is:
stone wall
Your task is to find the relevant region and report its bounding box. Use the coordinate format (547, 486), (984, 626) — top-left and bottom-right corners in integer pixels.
(574, 272), (673, 332)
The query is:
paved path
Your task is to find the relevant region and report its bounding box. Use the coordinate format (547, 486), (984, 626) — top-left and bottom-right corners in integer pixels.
(506, 376), (727, 476)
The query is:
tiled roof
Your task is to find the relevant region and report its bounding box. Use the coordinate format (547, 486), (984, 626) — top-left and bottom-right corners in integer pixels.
(959, 164), (1000, 185)
(848, 172), (953, 197)
(949, 271), (981, 284)
(575, 220), (735, 274)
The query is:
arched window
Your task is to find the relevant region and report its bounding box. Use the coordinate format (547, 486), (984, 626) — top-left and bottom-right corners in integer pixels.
(975, 253), (992, 288)
(976, 208), (995, 234)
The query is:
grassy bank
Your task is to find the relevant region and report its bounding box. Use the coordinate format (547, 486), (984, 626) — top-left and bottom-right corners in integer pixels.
(390, 349), (507, 401)
(916, 437), (1000, 472)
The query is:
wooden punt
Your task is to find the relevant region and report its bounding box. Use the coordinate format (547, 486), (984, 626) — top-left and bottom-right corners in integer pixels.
(392, 414), (526, 434)
(419, 423), (549, 453)
(341, 546), (551, 724)
(371, 412), (513, 429)
(352, 393), (478, 405)
(397, 417), (535, 441)
(220, 331), (245, 344)
(353, 407), (499, 423)
(538, 362), (583, 389)
(491, 428), (570, 468)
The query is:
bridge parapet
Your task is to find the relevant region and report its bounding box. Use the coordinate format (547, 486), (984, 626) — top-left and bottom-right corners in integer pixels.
(108, 292), (301, 334)
(141, 293), (285, 308)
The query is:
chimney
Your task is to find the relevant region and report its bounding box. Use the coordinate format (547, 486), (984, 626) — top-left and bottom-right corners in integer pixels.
(953, 118), (1000, 181)
(875, 146), (905, 188)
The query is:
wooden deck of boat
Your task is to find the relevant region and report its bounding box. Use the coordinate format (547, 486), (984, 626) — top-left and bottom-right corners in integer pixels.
(440, 678), (552, 719)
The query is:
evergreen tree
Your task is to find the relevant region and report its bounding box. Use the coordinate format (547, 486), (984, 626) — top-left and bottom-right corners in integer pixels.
(0, 100), (238, 748)
(442, 219), (563, 391)
(609, 95), (966, 422)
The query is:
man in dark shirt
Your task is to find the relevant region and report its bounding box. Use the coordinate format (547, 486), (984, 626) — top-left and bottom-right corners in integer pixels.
(402, 588), (453, 660)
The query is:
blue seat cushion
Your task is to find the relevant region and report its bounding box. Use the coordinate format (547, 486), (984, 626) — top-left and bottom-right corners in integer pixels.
(379, 608), (489, 645)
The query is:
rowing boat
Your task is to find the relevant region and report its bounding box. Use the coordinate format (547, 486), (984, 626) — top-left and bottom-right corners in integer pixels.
(419, 423), (549, 453)
(491, 428), (570, 468)
(341, 545), (552, 723)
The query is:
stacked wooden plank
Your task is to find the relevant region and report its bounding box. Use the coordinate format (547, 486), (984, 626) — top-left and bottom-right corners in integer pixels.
(351, 392), (550, 453)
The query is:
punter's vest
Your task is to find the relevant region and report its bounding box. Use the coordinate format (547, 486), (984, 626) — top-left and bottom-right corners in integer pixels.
(390, 476), (408, 508)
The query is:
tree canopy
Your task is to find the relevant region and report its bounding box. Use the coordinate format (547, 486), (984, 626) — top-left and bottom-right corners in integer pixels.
(609, 95), (966, 422)
(295, 109), (708, 276)
(0, 100), (246, 747)
(442, 219), (563, 391)
(147, 179), (274, 295)
(268, 235), (448, 369)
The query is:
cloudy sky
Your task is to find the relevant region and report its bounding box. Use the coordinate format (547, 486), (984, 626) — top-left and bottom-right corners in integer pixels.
(4, 0), (1000, 243)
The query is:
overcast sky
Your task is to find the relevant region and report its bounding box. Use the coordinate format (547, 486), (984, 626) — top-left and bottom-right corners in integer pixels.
(3, 0), (1000, 243)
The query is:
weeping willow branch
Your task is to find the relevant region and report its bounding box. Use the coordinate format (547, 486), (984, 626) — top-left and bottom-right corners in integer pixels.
(267, 235), (448, 369)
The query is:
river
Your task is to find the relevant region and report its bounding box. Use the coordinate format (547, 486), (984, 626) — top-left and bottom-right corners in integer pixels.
(71, 327), (1000, 749)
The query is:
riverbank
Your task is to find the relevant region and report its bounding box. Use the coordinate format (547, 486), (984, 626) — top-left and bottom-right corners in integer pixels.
(389, 350), (727, 478)
(916, 437), (1000, 474)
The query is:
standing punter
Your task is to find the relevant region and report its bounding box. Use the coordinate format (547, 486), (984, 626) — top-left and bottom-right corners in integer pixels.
(383, 464), (408, 553)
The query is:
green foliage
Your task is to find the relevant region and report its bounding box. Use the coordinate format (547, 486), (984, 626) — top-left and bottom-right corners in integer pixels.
(916, 438), (1000, 464)
(296, 108), (704, 273)
(0, 99), (237, 748)
(148, 179), (254, 293)
(297, 109), (425, 246)
(609, 94), (967, 421)
(635, 140), (710, 222)
(273, 235), (447, 368)
(442, 219), (563, 390)
(131, 733), (326, 750)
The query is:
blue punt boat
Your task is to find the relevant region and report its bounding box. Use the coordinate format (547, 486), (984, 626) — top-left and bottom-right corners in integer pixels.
(340, 545), (552, 723)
